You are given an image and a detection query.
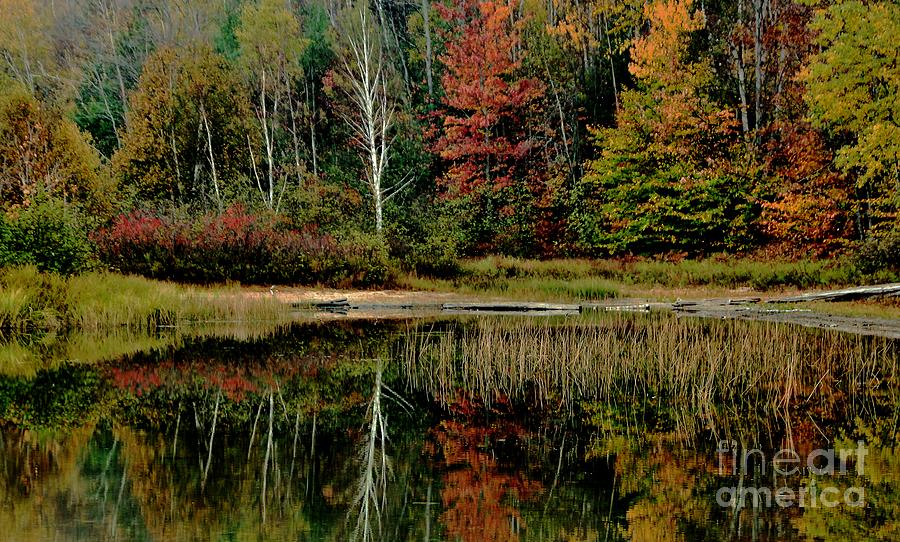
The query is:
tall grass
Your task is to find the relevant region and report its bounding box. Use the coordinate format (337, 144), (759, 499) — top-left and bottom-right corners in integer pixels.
(400, 315), (898, 413)
(0, 266), (291, 332)
(404, 256), (898, 299)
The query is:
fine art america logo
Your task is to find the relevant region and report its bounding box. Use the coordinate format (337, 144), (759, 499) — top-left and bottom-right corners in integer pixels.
(715, 440), (867, 508)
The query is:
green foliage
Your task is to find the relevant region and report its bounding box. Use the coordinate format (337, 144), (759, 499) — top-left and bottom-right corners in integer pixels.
(805, 0), (900, 233)
(572, 1), (751, 257)
(0, 265), (68, 330)
(0, 214), (10, 267)
(113, 45), (252, 209)
(575, 142), (754, 256)
(73, 67), (125, 158)
(854, 230), (900, 275)
(408, 256), (885, 298)
(330, 230), (395, 287)
(0, 85), (112, 216)
(386, 202), (461, 277)
(0, 0), (896, 267)
(0, 363), (105, 429)
(2, 199), (94, 275)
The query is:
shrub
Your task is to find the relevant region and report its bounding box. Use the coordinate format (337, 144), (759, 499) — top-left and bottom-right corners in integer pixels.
(386, 213), (461, 278)
(0, 215), (11, 267)
(329, 230), (394, 287)
(854, 230), (900, 275)
(92, 206), (393, 287)
(2, 199), (94, 275)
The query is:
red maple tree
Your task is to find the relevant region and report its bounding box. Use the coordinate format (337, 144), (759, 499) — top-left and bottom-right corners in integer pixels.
(433, 0), (545, 195)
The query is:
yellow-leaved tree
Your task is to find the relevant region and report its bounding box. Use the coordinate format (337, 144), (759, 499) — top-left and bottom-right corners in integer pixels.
(804, 0), (900, 235)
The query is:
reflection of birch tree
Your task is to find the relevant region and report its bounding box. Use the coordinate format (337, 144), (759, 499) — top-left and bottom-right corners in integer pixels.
(348, 362), (410, 541)
(194, 390), (221, 492)
(351, 366), (388, 541)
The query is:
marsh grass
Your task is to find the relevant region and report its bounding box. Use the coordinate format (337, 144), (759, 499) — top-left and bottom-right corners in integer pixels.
(400, 314), (899, 415)
(1, 266), (291, 332)
(403, 256), (896, 300)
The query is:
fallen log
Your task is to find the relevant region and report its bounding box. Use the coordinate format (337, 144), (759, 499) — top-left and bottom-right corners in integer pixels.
(727, 297), (761, 305)
(771, 283), (900, 303)
(443, 309), (581, 316)
(441, 301), (581, 313)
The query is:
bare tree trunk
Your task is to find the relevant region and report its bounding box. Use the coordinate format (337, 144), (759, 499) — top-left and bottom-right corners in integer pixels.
(305, 78), (319, 177)
(259, 70), (276, 209)
(200, 391), (220, 492)
(732, 0), (750, 133)
(262, 392), (274, 524)
(92, 68), (121, 147)
(340, 7), (407, 235)
(200, 101), (222, 213)
(424, 482), (432, 542)
(100, 0), (129, 117)
(248, 400), (263, 461)
(305, 411), (316, 496)
(421, 0), (433, 98)
(286, 76), (305, 189)
(753, 0), (765, 132)
(172, 405), (181, 460)
(546, 68), (572, 171)
(601, 9), (619, 112)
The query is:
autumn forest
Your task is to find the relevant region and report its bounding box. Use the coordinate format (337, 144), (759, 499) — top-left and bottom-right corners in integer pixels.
(0, 0), (898, 283)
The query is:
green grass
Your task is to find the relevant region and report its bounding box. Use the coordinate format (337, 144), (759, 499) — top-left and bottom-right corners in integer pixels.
(0, 266), (292, 332)
(401, 255), (898, 301)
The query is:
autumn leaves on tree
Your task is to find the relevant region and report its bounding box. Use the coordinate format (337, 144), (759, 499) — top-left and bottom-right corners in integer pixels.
(0, 0), (897, 263)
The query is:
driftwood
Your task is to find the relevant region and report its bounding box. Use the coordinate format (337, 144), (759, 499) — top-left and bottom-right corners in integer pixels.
(727, 297), (761, 305)
(441, 301), (581, 314)
(294, 287), (900, 338)
(771, 283), (900, 303)
(312, 298), (350, 314)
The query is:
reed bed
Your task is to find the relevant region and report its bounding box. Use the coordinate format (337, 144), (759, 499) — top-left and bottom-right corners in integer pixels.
(399, 314), (899, 412)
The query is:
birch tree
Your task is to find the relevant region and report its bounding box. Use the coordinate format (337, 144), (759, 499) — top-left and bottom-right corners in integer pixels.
(338, 6), (409, 234)
(237, 0), (306, 212)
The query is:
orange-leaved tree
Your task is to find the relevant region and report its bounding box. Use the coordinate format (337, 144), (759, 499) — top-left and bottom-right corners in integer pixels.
(433, 0), (548, 254)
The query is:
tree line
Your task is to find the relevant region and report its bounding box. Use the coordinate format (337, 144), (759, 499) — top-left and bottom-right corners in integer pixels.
(0, 0), (897, 268)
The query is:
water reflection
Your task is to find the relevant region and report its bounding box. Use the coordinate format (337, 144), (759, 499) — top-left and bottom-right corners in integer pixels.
(0, 316), (897, 540)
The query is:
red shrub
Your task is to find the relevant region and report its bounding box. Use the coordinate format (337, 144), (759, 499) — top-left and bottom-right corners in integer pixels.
(92, 205), (392, 286)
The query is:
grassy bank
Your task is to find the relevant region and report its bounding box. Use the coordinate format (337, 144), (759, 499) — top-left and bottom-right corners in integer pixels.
(0, 266), (291, 332)
(402, 256), (899, 301)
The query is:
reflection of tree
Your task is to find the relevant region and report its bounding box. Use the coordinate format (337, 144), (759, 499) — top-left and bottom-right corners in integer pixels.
(348, 364), (390, 541)
(430, 394), (543, 542)
(792, 416), (900, 541)
(0, 425), (150, 541)
(4, 318), (899, 541)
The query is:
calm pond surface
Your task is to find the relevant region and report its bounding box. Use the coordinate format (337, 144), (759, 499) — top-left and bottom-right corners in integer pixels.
(1, 313), (899, 541)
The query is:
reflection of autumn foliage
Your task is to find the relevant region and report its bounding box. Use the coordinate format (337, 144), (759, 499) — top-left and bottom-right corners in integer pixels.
(107, 356), (310, 402)
(0, 426), (98, 540)
(613, 435), (714, 542)
(430, 393), (542, 542)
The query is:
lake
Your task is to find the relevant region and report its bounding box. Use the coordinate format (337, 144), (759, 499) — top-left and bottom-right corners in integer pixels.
(1, 313), (898, 541)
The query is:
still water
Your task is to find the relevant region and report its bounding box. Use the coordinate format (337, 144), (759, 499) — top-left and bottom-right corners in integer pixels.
(1, 314), (898, 541)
